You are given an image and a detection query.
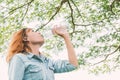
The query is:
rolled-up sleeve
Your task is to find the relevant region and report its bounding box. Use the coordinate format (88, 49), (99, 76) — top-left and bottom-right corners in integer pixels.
(52, 60), (77, 73)
(8, 55), (25, 80)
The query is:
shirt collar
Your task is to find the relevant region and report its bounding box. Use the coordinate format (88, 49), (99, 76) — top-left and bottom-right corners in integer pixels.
(27, 52), (34, 59)
(26, 52), (46, 62)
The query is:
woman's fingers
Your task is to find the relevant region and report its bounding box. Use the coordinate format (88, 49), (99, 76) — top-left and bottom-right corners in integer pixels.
(52, 25), (68, 38)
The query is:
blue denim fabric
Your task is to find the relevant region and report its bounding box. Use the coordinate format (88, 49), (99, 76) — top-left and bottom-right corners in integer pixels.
(8, 52), (76, 80)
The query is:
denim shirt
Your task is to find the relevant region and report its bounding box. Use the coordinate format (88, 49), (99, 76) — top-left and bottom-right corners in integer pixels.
(8, 53), (76, 80)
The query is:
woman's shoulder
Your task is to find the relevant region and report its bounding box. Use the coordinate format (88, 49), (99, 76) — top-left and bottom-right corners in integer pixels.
(12, 53), (28, 61)
(14, 53), (26, 57)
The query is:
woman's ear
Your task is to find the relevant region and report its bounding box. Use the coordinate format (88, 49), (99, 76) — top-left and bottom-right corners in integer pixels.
(23, 37), (28, 42)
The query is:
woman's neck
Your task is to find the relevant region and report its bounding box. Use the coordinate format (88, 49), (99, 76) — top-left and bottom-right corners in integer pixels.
(29, 44), (41, 55)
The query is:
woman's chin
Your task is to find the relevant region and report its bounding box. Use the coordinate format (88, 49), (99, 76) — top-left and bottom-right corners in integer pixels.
(39, 41), (44, 46)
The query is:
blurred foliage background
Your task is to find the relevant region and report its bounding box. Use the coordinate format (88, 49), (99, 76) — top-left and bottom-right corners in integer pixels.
(0, 0), (120, 74)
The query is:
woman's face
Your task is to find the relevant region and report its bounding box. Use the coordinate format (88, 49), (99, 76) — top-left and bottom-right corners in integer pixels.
(26, 29), (44, 45)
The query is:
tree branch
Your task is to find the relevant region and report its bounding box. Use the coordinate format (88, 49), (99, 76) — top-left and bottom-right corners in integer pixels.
(67, 0), (75, 32)
(3, 0), (34, 21)
(93, 45), (120, 65)
(110, 0), (116, 15)
(20, 0), (31, 23)
(35, 0), (67, 31)
(70, 0), (84, 22)
(9, 0), (34, 14)
(70, 30), (82, 35)
(109, 0), (120, 14)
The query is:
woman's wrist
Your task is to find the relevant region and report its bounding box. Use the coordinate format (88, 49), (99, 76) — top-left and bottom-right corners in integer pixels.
(63, 34), (70, 40)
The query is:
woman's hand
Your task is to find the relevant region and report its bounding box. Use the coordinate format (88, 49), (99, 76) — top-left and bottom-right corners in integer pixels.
(52, 25), (69, 38)
(52, 25), (78, 67)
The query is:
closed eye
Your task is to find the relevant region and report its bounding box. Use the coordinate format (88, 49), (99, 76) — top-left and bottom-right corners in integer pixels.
(32, 28), (38, 32)
(32, 30), (35, 32)
(31, 29), (36, 32)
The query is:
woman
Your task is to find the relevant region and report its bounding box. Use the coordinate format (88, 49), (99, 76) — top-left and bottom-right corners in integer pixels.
(6, 25), (78, 80)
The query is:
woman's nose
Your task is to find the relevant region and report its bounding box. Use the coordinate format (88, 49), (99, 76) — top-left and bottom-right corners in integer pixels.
(35, 31), (39, 33)
(37, 32), (41, 35)
(37, 32), (40, 34)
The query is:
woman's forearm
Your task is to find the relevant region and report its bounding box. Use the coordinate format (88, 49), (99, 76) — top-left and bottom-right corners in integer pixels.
(52, 25), (78, 67)
(64, 35), (78, 67)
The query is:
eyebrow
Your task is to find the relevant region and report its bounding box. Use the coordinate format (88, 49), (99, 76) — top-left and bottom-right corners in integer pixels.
(27, 28), (32, 32)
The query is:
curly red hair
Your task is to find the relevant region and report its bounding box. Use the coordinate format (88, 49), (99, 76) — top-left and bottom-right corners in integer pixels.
(6, 28), (32, 62)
